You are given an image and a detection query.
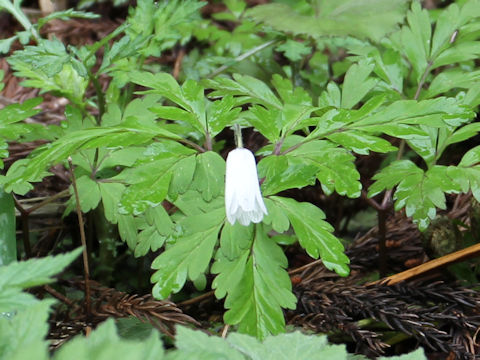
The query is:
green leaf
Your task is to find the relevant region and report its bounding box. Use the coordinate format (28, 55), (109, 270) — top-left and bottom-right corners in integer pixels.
(433, 41), (480, 70)
(207, 95), (242, 136)
(132, 71), (208, 133)
(0, 249), (81, 313)
(276, 40), (312, 62)
(430, 3), (460, 59)
(318, 82), (341, 108)
(151, 206), (224, 299)
(205, 74), (282, 109)
(97, 147), (146, 171)
(365, 123), (428, 140)
(182, 79), (207, 129)
(53, 319), (164, 360)
(263, 199), (290, 234)
(228, 331), (348, 360)
(270, 196), (350, 276)
(399, 2), (431, 81)
(212, 223), (296, 339)
(168, 155), (197, 200)
(351, 97), (473, 129)
(0, 97), (43, 147)
(378, 348), (427, 360)
(99, 182), (125, 224)
(258, 154), (317, 196)
(123, 95), (163, 126)
(288, 141), (361, 197)
(151, 105), (196, 125)
(115, 317), (155, 340)
(190, 151), (225, 201)
(405, 126), (437, 167)
(10, 38), (71, 76)
(0, 188), (16, 266)
(464, 83), (480, 108)
(327, 131), (397, 155)
(134, 226), (167, 257)
(218, 222), (254, 261)
(2, 120), (180, 193)
(0, 97), (43, 128)
(131, 71), (189, 107)
(37, 9), (99, 30)
(368, 160), (418, 197)
(246, 106), (282, 142)
(0, 36), (17, 54)
(171, 326), (245, 360)
(72, 175), (101, 213)
(0, 141), (7, 169)
(395, 166), (460, 230)
(145, 205), (174, 236)
(173, 189), (224, 217)
(119, 167), (173, 215)
(367, 48), (404, 93)
(0, 248), (81, 289)
(369, 161), (460, 230)
(271, 74), (313, 107)
(447, 146), (480, 202)
(341, 60), (377, 109)
(282, 103), (318, 136)
(0, 300), (52, 360)
(125, 0), (155, 36)
(99, 35), (148, 75)
(429, 1), (480, 68)
(8, 39), (88, 105)
(133, 205), (173, 256)
(212, 228), (252, 300)
(171, 326), (354, 360)
(126, 0), (204, 57)
(168, 326), (427, 360)
(224, 0), (247, 17)
(117, 214), (138, 249)
(445, 123), (480, 147)
(425, 69), (480, 98)
(314, 97), (466, 145)
(458, 145), (480, 168)
(245, 0), (408, 42)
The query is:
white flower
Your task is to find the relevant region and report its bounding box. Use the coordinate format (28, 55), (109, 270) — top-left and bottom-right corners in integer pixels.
(225, 148), (268, 226)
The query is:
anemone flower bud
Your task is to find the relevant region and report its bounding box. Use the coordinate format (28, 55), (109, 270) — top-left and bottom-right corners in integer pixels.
(225, 148), (268, 226)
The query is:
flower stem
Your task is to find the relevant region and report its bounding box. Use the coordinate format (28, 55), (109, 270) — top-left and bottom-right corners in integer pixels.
(68, 157), (91, 318)
(234, 124), (243, 148)
(1, 0), (40, 42)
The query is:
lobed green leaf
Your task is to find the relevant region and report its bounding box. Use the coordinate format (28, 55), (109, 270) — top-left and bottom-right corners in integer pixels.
(269, 196), (350, 276)
(370, 161), (461, 230)
(53, 319), (164, 360)
(190, 151), (225, 201)
(0, 249), (81, 313)
(245, 0), (408, 42)
(151, 205), (224, 299)
(288, 140), (362, 197)
(212, 223), (296, 339)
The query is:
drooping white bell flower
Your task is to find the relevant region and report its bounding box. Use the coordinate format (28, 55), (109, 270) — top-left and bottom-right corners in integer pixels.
(225, 147), (268, 226)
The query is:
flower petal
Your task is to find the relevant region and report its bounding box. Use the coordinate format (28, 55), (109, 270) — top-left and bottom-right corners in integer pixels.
(225, 148), (268, 226)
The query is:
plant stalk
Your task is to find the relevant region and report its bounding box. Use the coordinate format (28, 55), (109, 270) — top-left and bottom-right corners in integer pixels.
(68, 156), (91, 317)
(13, 196), (31, 259)
(234, 124), (243, 148)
